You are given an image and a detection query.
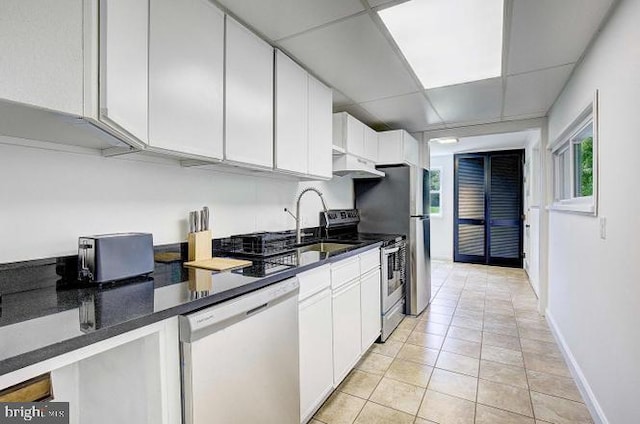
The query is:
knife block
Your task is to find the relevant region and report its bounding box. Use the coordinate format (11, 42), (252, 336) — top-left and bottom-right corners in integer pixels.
(188, 230), (212, 261)
(188, 268), (213, 293)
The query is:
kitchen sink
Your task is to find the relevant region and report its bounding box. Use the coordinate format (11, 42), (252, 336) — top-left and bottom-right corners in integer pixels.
(296, 242), (358, 254)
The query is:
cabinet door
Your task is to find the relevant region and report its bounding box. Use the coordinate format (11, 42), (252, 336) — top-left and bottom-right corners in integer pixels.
(332, 113), (346, 151)
(360, 269), (381, 353)
(404, 132), (420, 166)
(148, 0), (224, 159)
(100, 0), (149, 143)
(363, 126), (379, 163)
(307, 76), (333, 179)
(377, 130), (403, 165)
(225, 17), (273, 168)
(332, 280), (362, 386)
(299, 290), (333, 422)
(0, 0), (83, 115)
(275, 51), (308, 174)
(345, 115), (365, 158)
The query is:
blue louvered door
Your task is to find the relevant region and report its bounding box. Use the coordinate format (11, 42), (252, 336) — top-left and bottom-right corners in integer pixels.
(454, 154), (487, 263)
(488, 152), (523, 267)
(454, 150), (524, 267)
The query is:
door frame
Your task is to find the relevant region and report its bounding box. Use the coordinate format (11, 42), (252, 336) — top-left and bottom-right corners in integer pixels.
(453, 149), (525, 268)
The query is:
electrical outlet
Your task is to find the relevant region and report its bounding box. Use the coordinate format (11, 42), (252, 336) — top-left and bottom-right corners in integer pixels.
(600, 217), (607, 240)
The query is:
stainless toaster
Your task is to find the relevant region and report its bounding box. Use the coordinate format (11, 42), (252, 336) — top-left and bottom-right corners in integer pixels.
(78, 233), (154, 283)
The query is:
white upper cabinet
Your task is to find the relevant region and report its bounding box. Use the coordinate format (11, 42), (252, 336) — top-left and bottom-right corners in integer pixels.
(333, 112), (379, 162)
(363, 126), (379, 163)
(99, 0), (149, 145)
(377, 129), (420, 166)
(345, 115), (365, 158)
(225, 17), (274, 168)
(333, 112), (364, 158)
(275, 50), (309, 175)
(307, 75), (333, 179)
(0, 0), (83, 115)
(148, 0), (224, 160)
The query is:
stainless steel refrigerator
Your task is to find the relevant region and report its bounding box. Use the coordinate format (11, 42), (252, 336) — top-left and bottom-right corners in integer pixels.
(355, 165), (431, 316)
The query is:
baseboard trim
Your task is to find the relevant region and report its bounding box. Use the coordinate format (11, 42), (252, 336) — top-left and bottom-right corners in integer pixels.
(431, 256), (453, 262)
(545, 309), (609, 424)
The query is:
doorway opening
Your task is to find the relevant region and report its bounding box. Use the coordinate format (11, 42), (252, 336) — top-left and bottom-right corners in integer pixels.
(454, 149), (524, 268)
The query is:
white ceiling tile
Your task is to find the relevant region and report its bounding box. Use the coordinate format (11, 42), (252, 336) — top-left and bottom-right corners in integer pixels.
(507, 0), (614, 75)
(504, 64), (574, 117)
(332, 90), (354, 108)
(216, 0), (364, 41)
(426, 78), (503, 124)
(359, 92), (442, 132)
(333, 103), (385, 130)
(278, 14), (420, 103)
(367, 0), (410, 9)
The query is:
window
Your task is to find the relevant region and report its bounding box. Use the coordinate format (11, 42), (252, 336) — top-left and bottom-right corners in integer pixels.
(551, 91), (598, 215)
(430, 168), (442, 216)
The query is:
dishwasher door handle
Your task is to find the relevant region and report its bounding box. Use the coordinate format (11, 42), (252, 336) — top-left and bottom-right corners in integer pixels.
(246, 303), (269, 316)
(179, 278), (299, 343)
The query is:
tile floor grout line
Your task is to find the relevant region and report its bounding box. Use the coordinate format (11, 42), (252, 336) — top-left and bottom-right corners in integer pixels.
(473, 273), (485, 424)
(412, 279), (452, 423)
(314, 262), (590, 423)
(512, 275), (538, 423)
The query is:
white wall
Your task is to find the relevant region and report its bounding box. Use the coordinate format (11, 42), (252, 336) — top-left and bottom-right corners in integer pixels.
(524, 133), (541, 296)
(546, 0), (640, 422)
(0, 138), (353, 263)
(429, 155), (453, 261)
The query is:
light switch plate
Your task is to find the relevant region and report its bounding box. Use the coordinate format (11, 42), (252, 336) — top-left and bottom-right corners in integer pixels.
(600, 217), (607, 239)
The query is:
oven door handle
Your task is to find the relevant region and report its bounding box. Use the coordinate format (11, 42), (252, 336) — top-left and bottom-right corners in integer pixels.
(383, 246), (400, 255)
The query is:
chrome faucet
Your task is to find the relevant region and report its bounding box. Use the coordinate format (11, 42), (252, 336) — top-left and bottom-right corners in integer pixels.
(285, 188), (329, 244)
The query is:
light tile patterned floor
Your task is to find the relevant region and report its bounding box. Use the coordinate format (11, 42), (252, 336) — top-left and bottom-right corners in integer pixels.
(312, 260), (593, 424)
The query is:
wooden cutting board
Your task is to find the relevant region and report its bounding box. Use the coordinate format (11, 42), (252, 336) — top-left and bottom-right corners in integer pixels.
(154, 252), (183, 263)
(183, 257), (252, 271)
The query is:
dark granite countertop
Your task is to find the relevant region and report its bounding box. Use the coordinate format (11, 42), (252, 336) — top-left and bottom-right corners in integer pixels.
(0, 237), (382, 376)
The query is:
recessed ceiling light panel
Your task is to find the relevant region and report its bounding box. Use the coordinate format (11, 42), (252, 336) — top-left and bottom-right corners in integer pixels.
(378, 0), (504, 89)
(431, 137), (459, 144)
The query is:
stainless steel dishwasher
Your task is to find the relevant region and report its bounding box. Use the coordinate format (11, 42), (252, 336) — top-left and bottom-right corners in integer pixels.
(179, 278), (300, 424)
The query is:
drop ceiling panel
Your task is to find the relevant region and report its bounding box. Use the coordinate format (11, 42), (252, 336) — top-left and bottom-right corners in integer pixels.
(504, 64), (574, 117)
(333, 103), (387, 130)
(278, 14), (420, 103)
(332, 90), (353, 108)
(215, 0), (364, 41)
(367, 0), (410, 9)
(426, 78), (503, 124)
(359, 92), (442, 132)
(507, 0), (614, 75)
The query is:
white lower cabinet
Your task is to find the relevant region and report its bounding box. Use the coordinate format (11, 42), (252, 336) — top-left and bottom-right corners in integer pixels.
(360, 269), (382, 353)
(0, 318), (181, 424)
(298, 265), (333, 424)
(299, 289), (333, 423)
(331, 278), (362, 386)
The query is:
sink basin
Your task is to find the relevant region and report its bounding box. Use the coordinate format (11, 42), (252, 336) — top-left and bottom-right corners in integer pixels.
(296, 242), (357, 254)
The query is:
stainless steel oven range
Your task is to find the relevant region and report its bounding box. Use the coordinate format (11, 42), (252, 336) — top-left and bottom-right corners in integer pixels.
(319, 208), (407, 341)
(380, 237), (406, 341)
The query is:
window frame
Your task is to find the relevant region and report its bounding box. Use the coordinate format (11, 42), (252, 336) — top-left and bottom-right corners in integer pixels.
(549, 90), (599, 216)
(429, 167), (443, 217)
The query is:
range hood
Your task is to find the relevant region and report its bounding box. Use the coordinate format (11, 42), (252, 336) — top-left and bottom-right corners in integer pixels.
(333, 154), (385, 178)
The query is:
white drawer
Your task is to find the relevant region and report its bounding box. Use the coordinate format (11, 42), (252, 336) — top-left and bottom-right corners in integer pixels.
(298, 264), (331, 302)
(359, 248), (381, 275)
(331, 256), (360, 290)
